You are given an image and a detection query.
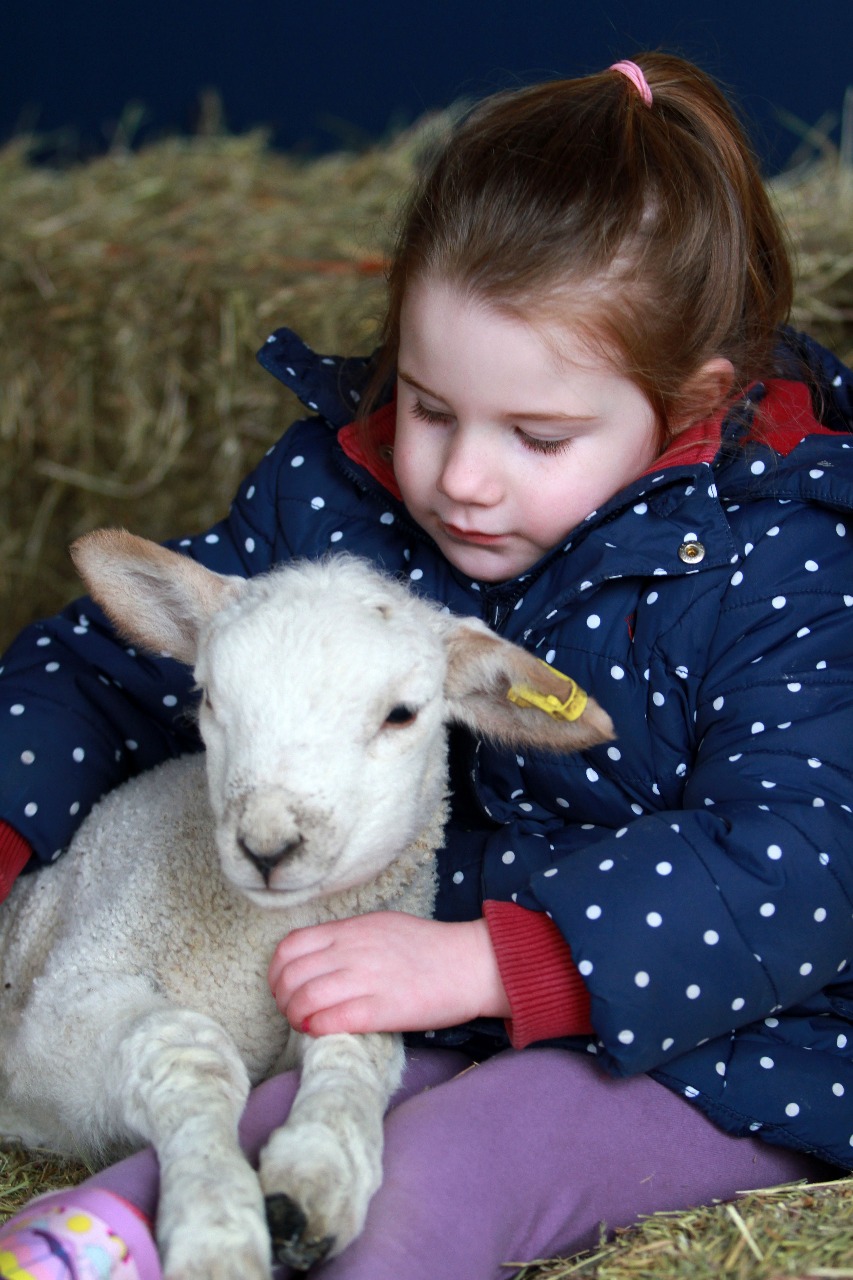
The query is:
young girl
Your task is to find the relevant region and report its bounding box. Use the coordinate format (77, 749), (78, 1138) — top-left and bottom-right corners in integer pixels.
(1, 51), (851, 1280)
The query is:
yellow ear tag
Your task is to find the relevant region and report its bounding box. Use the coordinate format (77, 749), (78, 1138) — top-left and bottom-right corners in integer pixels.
(507, 660), (589, 723)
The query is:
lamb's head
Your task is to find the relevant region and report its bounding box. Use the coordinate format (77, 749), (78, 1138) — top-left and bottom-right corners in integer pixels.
(71, 531), (614, 908)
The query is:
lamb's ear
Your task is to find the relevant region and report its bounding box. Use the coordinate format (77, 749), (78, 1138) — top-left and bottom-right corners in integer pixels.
(443, 617), (615, 753)
(70, 529), (246, 665)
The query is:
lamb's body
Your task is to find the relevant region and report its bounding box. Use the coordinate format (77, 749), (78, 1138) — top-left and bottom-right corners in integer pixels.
(2, 754), (440, 1123)
(0, 534), (612, 1280)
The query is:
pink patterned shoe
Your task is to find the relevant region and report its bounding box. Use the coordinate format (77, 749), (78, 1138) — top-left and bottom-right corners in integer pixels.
(0, 1188), (160, 1280)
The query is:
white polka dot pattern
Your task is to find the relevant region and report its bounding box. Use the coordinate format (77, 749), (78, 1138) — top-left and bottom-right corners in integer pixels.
(2, 327), (853, 1164)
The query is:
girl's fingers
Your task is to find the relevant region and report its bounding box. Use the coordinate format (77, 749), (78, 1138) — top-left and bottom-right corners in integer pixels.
(302, 996), (380, 1037)
(272, 964), (353, 1020)
(268, 925), (336, 991)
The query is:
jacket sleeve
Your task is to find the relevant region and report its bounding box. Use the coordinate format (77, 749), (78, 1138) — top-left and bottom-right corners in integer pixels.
(0, 824), (31, 902)
(0, 423), (304, 870)
(484, 501), (853, 1076)
(483, 900), (593, 1047)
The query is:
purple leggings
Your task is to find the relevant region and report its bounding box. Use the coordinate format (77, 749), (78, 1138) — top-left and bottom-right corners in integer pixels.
(83, 1046), (829, 1279)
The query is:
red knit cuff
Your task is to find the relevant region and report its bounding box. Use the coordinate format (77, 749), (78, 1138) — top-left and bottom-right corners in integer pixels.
(0, 821), (32, 903)
(483, 900), (593, 1049)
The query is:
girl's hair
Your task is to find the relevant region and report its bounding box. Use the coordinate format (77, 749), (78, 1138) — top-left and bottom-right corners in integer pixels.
(359, 52), (793, 449)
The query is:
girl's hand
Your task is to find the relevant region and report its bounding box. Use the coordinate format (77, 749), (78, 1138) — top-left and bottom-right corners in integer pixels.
(267, 912), (511, 1036)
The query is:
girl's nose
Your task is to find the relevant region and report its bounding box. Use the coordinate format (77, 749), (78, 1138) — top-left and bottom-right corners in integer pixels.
(437, 428), (502, 506)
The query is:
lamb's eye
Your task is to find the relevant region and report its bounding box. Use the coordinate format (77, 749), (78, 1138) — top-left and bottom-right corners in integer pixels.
(384, 705), (418, 728)
(202, 691), (213, 713)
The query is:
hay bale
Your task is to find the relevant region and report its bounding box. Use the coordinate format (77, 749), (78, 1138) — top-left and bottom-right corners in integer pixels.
(771, 161), (853, 370)
(0, 119), (440, 648)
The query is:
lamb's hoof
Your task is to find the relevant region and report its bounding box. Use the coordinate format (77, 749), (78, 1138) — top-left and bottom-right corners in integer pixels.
(265, 1193), (334, 1271)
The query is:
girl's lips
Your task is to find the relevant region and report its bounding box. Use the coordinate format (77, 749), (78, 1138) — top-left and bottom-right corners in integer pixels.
(440, 521), (506, 546)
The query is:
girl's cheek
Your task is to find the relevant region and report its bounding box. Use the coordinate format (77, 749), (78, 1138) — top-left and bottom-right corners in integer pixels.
(391, 428), (422, 491)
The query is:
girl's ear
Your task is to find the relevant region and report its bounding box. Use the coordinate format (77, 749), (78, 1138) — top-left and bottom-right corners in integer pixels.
(671, 357), (735, 432)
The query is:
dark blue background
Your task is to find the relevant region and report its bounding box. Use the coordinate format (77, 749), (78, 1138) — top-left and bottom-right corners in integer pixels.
(2, 1), (850, 172)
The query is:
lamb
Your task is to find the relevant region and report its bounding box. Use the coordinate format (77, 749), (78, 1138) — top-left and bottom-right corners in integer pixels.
(0, 530), (614, 1280)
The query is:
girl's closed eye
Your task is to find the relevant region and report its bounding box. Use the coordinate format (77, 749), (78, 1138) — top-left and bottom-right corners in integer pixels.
(410, 398), (573, 456)
(514, 428), (574, 456)
(411, 399), (453, 425)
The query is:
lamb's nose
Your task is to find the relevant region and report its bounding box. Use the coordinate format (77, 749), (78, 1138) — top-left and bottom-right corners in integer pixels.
(239, 836), (304, 883)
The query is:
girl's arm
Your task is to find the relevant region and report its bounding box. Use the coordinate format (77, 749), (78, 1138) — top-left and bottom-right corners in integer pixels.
(267, 903), (593, 1043)
(495, 501), (853, 1075)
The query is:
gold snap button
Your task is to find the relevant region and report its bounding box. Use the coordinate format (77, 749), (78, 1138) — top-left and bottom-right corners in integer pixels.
(678, 540), (705, 564)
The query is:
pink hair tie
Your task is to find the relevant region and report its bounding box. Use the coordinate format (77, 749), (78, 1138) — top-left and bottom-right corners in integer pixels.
(609, 60), (653, 108)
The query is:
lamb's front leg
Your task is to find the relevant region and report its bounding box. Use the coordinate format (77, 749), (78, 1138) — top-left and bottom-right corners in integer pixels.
(117, 1007), (271, 1280)
(259, 1031), (404, 1270)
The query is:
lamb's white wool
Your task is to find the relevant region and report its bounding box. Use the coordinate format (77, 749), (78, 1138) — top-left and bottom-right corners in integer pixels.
(0, 531), (613, 1280)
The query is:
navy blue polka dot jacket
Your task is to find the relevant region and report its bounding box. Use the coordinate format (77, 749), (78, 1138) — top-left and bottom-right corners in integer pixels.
(3, 326), (853, 1169)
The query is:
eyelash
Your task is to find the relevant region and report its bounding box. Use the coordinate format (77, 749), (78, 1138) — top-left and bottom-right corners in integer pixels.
(409, 399), (573, 456)
(515, 432), (572, 456)
(410, 400), (451, 425)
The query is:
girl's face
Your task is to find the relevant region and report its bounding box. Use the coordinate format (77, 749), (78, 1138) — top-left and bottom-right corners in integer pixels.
(393, 279), (661, 583)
